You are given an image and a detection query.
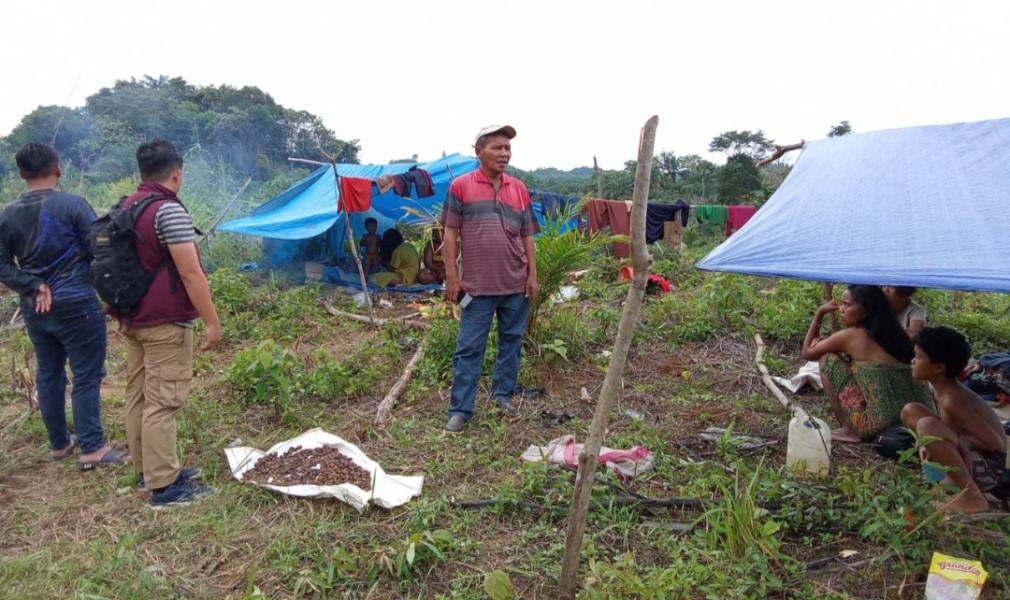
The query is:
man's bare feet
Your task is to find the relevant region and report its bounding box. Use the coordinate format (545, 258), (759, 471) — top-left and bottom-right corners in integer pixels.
(78, 445), (114, 464)
(933, 486), (991, 515)
(831, 427), (862, 443)
(50, 437), (77, 461)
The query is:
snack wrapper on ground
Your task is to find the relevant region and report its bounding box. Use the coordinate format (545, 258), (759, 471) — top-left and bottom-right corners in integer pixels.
(924, 552), (987, 600)
(224, 428), (423, 511)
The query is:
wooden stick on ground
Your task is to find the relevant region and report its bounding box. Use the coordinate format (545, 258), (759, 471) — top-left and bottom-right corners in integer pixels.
(374, 343), (425, 428)
(754, 333), (793, 412)
(318, 298), (427, 329)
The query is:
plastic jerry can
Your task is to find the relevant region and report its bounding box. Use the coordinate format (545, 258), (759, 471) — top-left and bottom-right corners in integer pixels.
(786, 412), (831, 476)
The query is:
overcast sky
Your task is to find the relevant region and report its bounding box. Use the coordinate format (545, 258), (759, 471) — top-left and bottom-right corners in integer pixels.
(2, 0), (1007, 171)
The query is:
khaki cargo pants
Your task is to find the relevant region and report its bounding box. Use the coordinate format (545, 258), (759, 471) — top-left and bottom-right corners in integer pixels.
(121, 323), (194, 490)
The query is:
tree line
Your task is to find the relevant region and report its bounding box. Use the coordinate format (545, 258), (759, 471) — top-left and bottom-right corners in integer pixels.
(515, 122), (852, 206)
(0, 75), (361, 183)
(0, 73), (852, 211)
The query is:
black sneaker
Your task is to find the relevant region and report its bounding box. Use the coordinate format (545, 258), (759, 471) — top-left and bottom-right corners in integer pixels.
(150, 479), (213, 510)
(137, 467), (203, 490)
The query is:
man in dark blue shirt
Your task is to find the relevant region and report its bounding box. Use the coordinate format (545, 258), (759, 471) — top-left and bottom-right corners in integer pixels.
(0, 143), (125, 469)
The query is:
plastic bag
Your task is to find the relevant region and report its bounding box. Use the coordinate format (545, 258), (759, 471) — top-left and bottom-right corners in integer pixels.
(924, 552), (987, 600)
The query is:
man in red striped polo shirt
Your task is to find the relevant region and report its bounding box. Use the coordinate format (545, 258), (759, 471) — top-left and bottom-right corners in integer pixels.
(441, 125), (540, 434)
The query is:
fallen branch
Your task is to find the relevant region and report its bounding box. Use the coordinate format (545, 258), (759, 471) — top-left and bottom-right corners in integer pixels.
(946, 511), (1010, 524)
(756, 140), (805, 167)
(374, 343), (425, 428)
(451, 496), (781, 511)
(318, 298), (428, 329)
(754, 333), (792, 412)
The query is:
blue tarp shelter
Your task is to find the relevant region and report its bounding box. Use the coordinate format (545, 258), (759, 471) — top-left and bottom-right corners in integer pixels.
(219, 154), (479, 267)
(696, 117), (1010, 292)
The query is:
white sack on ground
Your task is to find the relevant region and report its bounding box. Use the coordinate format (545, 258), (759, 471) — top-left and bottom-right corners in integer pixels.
(520, 434), (654, 478)
(772, 361), (823, 393)
(225, 428), (423, 511)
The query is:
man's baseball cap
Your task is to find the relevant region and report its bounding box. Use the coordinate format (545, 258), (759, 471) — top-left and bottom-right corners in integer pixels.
(475, 125), (516, 144)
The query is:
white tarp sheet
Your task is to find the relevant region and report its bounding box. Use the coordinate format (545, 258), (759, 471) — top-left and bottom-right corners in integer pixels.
(224, 428), (423, 511)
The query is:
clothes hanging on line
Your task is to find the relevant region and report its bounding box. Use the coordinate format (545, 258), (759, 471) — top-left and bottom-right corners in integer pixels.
(725, 205), (757, 236)
(338, 176), (372, 213)
(394, 167), (435, 198)
(644, 198), (690, 244)
(694, 204), (728, 227)
(372, 167), (435, 198)
(586, 198), (632, 258)
(374, 175), (395, 195)
(531, 190), (580, 218)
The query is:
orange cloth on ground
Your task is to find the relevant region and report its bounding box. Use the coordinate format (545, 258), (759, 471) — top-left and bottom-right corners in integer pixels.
(338, 177), (372, 213)
(725, 205), (757, 236)
(586, 199), (632, 258)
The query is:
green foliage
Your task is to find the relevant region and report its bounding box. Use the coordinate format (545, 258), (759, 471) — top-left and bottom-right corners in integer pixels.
(709, 130), (774, 159)
(225, 339), (302, 417)
(828, 120), (854, 137)
(699, 462), (784, 562)
(528, 199), (620, 345)
(292, 547), (358, 597)
(483, 570), (514, 600)
(415, 308), (460, 386)
(715, 152), (762, 205)
(208, 267), (254, 314)
(367, 529), (454, 582)
(3, 75), (360, 185)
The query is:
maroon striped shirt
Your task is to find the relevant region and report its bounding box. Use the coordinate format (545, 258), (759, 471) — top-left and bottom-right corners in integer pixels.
(441, 169), (540, 295)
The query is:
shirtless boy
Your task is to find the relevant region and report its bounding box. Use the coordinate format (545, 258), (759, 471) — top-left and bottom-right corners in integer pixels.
(901, 326), (1008, 514)
(360, 217), (381, 275)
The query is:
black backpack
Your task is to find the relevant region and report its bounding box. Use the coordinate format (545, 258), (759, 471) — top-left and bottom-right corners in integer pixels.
(88, 194), (177, 317)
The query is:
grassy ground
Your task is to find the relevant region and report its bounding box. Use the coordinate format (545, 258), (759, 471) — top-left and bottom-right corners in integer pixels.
(1, 246), (1009, 599)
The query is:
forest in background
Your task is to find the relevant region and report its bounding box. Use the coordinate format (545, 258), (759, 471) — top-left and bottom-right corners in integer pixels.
(0, 75), (847, 270)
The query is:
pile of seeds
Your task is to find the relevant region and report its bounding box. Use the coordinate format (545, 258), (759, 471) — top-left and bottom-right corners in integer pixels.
(244, 444), (373, 490)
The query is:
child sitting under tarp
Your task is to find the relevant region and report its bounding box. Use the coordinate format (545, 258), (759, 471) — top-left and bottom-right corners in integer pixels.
(901, 327), (1008, 514)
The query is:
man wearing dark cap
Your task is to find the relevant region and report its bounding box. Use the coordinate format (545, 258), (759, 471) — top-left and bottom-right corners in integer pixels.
(440, 125), (540, 434)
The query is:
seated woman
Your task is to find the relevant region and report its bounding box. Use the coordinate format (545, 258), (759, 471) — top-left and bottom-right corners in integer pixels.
(368, 228), (419, 287)
(802, 284), (933, 443)
(416, 225), (446, 285)
(881, 285), (926, 339)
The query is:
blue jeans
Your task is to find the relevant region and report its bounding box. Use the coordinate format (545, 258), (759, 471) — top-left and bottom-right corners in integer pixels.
(448, 293), (529, 420)
(24, 308), (108, 454)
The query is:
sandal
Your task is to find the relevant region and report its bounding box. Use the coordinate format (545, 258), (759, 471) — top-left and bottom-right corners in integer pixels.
(51, 435), (78, 461)
(78, 448), (129, 471)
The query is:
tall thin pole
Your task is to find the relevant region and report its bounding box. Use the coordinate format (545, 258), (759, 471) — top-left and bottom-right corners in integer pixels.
(322, 151), (377, 326)
(559, 117), (658, 599)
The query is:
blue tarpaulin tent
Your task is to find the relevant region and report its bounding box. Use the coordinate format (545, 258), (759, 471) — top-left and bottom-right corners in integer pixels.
(219, 154), (479, 267)
(696, 117), (1010, 292)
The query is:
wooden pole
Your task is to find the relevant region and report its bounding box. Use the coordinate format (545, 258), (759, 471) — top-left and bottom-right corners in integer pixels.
(321, 151), (377, 326)
(198, 178), (252, 248)
(593, 156), (603, 199)
(558, 116), (658, 599)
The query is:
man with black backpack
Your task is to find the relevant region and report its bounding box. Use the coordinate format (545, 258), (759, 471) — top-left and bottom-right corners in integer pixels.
(110, 139), (221, 509)
(0, 143), (126, 470)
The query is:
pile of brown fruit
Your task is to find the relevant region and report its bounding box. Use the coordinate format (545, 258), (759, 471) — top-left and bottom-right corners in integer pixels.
(244, 444), (373, 490)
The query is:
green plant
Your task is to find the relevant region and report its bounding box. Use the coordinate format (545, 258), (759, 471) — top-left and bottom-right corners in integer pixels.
(367, 529), (454, 582)
(698, 461), (783, 562)
(528, 198), (623, 345)
(225, 339), (302, 418)
(293, 547), (357, 596)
